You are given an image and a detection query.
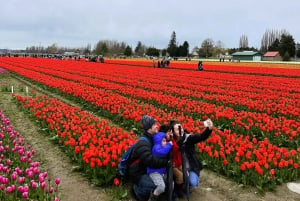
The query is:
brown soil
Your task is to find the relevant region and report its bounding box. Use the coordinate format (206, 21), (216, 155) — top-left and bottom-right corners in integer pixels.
(0, 74), (299, 201)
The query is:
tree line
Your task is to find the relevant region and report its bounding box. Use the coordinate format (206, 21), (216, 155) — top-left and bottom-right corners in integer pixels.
(22, 29), (300, 61)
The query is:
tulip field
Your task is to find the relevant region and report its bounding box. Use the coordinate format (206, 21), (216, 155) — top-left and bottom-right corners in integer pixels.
(0, 57), (300, 199)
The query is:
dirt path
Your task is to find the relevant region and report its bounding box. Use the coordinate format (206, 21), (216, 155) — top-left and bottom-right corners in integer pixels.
(0, 74), (300, 201)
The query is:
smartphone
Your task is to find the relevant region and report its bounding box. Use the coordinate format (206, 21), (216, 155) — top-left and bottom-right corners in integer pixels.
(204, 119), (209, 127)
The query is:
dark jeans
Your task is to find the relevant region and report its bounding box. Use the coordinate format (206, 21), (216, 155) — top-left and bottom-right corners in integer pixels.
(133, 174), (156, 201)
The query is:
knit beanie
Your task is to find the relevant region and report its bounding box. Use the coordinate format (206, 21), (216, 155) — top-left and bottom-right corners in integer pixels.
(141, 115), (156, 131)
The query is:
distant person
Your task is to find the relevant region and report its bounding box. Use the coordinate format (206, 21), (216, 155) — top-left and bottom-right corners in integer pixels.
(99, 56), (104, 63)
(166, 60), (170, 67)
(197, 61), (203, 71)
(161, 60), (165, 68)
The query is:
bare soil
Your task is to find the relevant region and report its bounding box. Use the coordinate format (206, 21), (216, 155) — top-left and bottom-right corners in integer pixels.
(0, 74), (300, 201)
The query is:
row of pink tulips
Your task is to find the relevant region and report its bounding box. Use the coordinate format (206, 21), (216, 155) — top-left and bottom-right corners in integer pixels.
(0, 110), (60, 201)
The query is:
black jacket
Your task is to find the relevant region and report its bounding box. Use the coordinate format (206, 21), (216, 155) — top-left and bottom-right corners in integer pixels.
(179, 128), (212, 176)
(128, 131), (168, 183)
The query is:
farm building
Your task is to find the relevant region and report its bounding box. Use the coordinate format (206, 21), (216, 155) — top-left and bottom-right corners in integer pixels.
(232, 51), (262, 61)
(263, 51), (282, 61)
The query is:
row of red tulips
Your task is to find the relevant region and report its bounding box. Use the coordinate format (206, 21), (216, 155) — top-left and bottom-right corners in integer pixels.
(13, 94), (135, 186)
(0, 109), (60, 201)
(13, 93), (300, 191)
(1, 58), (299, 119)
(1, 59), (299, 148)
(19, 62), (299, 147)
(104, 58), (300, 77)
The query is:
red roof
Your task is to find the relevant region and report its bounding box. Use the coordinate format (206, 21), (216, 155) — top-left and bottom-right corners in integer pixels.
(264, 51), (279, 57)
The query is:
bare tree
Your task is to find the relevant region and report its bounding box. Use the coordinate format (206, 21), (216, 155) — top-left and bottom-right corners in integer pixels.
(46, 43), (59, 54)
(260, 29), (289, 53)
(198, 38), (214, 58)
(239, 35), (248, 49)
(214, 40), (225, 56)
(92, 40), (128, 57)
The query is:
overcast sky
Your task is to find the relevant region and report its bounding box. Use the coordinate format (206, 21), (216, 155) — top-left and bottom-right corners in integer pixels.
(1, 0), (299, 50)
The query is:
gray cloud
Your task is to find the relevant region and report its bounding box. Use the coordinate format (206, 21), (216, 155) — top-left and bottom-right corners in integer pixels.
(1, 0), (299, 50)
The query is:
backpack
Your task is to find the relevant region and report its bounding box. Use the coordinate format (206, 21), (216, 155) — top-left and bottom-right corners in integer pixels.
(118, 136), (150, 176)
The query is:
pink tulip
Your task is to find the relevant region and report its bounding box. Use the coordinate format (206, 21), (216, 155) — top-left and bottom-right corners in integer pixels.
(18, 149), (25, 156)
(23, 185), (29, 192)
(6, 186), (13, 193)
(31, 181), (37, 188)
(18, 177), (25, 184)
(39, 174), (45, 182)
(22, 192), (28, 198)
(41, 181), (46, 189)
(27, 170), (34, 178)
(54, 197), (59, 201)
(18, 186), (24, 193)
(55, 178), (61, 185)
(49, 187), (54, 193)
(20, 156), (27, 162)
(11, 173), (17, 180)
(43, 172), (48, 178)
(2, 177), (9, 184)
(17, 168), (23, 175)
(6, 159), (11, 166)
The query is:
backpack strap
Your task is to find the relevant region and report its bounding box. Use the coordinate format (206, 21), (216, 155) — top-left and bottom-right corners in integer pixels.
(139, 136), (151, 146)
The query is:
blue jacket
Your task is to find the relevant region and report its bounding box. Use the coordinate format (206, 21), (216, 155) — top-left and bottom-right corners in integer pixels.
(147, 132), (172, 174)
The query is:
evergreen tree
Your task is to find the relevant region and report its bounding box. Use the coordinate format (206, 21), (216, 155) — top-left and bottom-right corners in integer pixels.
(278, 34), (295, 60)
(146, 47), (160, 57)
(134, 41), (145, 56)
(296, 49), (300, 58)
(268, 39), (280, 51)
(167, 31), (178, 57)
(124, 45), (132, 56)
(94, 42), (108, 56)
(178, 41), (189, 57)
